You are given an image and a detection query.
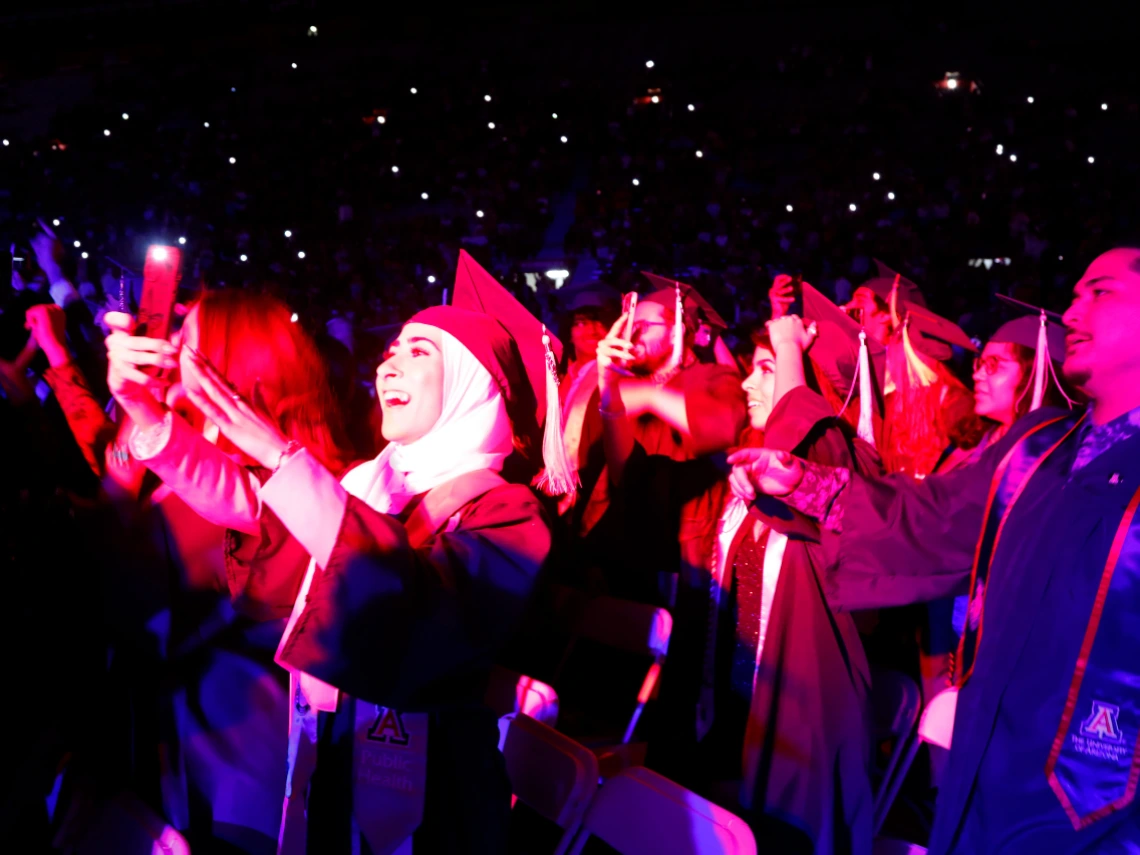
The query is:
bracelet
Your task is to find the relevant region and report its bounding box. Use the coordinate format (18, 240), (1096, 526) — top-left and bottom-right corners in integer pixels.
(273, 440), (303, 474)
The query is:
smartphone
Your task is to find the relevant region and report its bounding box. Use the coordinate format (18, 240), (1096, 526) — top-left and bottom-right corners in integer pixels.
(137, 245), (181, 341)
(621, 291), (638, 339)
(787, 273), (804, 318)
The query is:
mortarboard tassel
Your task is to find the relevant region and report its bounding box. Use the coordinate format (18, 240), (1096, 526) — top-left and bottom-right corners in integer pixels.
(888, 274), (902, 330)
(856, 330), (876, 447)
(666, 282), (684, 372)
(902, 315), (940, 388)
(1030, 310), (1048, 411)
(535, 325), (579, 498)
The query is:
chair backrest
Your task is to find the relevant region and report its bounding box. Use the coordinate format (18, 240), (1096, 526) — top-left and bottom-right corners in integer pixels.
(576, 595), (672, 657)
(917, 686), (957, 750)
(869, 669), (923, 836)
(485, 665), (560, 727)
(498, 713), (599, 832)
(568, 766), (756, 855)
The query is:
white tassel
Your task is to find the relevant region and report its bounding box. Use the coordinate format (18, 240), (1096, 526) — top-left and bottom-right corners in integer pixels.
(666, 282), (684, 372)
(888, 273), (902, 329)
(535, 325), (579, 498)
(1030, 310), (1048, 411)
(857, 330), (875, 447)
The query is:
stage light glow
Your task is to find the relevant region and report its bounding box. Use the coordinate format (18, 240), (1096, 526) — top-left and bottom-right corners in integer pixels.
(81, 252), (88, 259)
(229, 156), (236, 164)
(996, 144), (1004, 155)
(786, 204), (793, 212)
(488, 122), (495, 129)
(1027, 96), (1035, 104)
(651, 95), (660, 103)
(632, 178), (640, 186)
(297, 251), (306, 259)
(410, 87), (418, 94)
(178, 237), (186, 245)
(231, 87), (236, 93)
(476, 210), (485, 218)
(1088, 156), (1095, 164)
(73, 240), (81, 248)
(1010, 154), (1017, 162)
(695, 150), (703, 158)
(291, 63), (298, 69)
(122, 113), (129, 120)
(2, 140), (7, 146)
(872, 172), (881, 180)
(552, 113), (558, 119)
(1102, 103), (1109, 111)
(646, 60), (655, 69)
(377, 116), (386, 124)
(560, 135), (568, 143)
(240, 254), (248, 262)
(204, 122), (210, 128)
(427, 275), (437, 283)
(52, 219), (60, 227)
(291, 313), (299, 322)
(104, 129), (111, 137)
(687, 104), (695, 111)
(887, 192), (896, 200)
(946, 78), (959, 90)
(485, 95), (492, 102)
(284, 230), (293, 238)
(421, 192), (429, 200)
(392, 165), (399, 173)
(848, 203), (857, 212)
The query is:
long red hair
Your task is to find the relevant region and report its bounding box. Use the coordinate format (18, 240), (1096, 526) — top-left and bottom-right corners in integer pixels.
(191, 290), (349, 473)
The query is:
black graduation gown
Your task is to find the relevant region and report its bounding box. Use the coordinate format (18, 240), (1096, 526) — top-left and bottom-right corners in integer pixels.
(277, 478), (552, 853)
(824, 407), (1140, 853)
(620, 387), (877, 854)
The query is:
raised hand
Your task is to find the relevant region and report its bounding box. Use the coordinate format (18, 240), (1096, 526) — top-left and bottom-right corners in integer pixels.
(766, 314), (818, 354)
(726, 447), (805, 501)
(104, 311), (178, 408)
(182, 347), (291, 470)
(769, 274), (797, 321)
(25, 303), (70, 366)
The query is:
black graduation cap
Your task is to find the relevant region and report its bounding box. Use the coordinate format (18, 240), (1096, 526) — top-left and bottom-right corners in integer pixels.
(559, 279), (621, 314)
(802, 282), (887, 398)
(901, 302), (978, 362)
(992, 294), (1066, 363)
(640, 272), (729, 335)
(859, 259), (927, 309)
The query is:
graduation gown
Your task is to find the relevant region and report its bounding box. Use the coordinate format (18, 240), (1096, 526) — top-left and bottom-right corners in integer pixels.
(260, 453), (552, 853)
(620, 387), (877, 854)
(825, 407), (1140, 853)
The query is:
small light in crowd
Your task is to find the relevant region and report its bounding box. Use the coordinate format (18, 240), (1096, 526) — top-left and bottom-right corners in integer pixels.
(204, 122), (210, 128)
(484, 94), (492, 102)
(651, 95), (660, 104)
(377, 116), (386, 124)
(284, 229), (293, 238)
(1059, 255), (1064, 261)
(645, 60), (655, 69)
(545, 269), (570, 284)
(476, 209), (485, 218)
(695, 150), (703, 158)
(786, 204), (793, 212)
(103, 129), (111, 137)
(427, 275), (437, 283)
(1102, 103), (1109, 111)
(291, 313), (299, 322)
(291, 63), (298, 69)
(122, 113), (129, 120)
(421, 192), (429, 200)
(231, 87), (236, 93)
(996, 143), (1004, 155)
(392, 165), (399, 173)
(73, 240), (81, 248)
(2, 140), (8, 146)
(872, 172), (881, 181)
(52, 219), (60, 226)
(1027, 96), (1035, 104)
(887, 192), (896, 200)
(240, 254), (248, 262)
(560, 135), (568, 143)
(946, 78), (959, 90)
(81, 252), (88, 259)
(1088, 156), (1096, 164)
(1010, 153), (1018, 162)
(848, 203), (857, 212)
(229, 156), (236, 164)
(178, 236), (187, 245)
(687, 104), (695, 112)
(309, 25), (318, 34)
(151, 247), (167, 261)
(632, 178), (640, 186)
(552, 112), (558, 119)
(410, 87), (418, 94)
(488, 122), (496, 129)
(297, 251), (306, 259)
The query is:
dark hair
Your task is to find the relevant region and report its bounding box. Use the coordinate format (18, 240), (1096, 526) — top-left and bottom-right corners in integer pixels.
(1006, 343), (1079, 420)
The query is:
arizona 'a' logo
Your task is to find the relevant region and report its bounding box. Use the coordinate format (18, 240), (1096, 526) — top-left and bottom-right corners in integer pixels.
(367, 707), (411, 746)
(1079, 701), (1123, 743)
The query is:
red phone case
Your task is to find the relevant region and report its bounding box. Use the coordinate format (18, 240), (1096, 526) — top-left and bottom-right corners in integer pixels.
(137, 246), (181, 341)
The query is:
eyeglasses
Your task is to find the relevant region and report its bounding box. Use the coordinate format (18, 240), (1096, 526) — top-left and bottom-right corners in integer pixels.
(973, 354), (1018, 376)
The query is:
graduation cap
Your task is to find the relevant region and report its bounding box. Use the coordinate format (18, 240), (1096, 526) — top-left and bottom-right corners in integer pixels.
(640, 272), (728, 368)
(559, 279), (621, 314)
(992, 294), (1072, 410)
(859, 260), (928, 318)
(802, 282), (886, 445)
(890, 302), (977, 391)
(410, 250), (576, 496)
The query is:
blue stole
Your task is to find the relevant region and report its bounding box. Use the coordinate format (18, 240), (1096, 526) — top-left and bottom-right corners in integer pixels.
(955, 411), (1140, 830)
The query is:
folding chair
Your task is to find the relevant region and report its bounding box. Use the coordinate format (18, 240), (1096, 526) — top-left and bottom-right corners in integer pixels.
(566, 766), (755, 855)
(498, 713), (599, 855)
(869, 669), (923, 836)
(485, 664), (560, 727)
(551, 589), (672, 750)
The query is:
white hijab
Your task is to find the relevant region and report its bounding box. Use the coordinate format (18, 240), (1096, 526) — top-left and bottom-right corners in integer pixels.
(280, 328), (513, 711)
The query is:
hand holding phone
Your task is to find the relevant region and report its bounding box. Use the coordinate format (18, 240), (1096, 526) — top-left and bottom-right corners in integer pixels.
(621, 291), (638, 340)
(137, 245), (181, 341)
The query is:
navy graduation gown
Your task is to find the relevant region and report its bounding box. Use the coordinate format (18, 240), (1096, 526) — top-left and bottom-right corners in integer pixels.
(826, 408), (1140, 853)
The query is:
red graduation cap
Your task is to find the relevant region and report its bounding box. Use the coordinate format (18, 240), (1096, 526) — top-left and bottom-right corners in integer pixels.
(410, 250), (576, 495)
